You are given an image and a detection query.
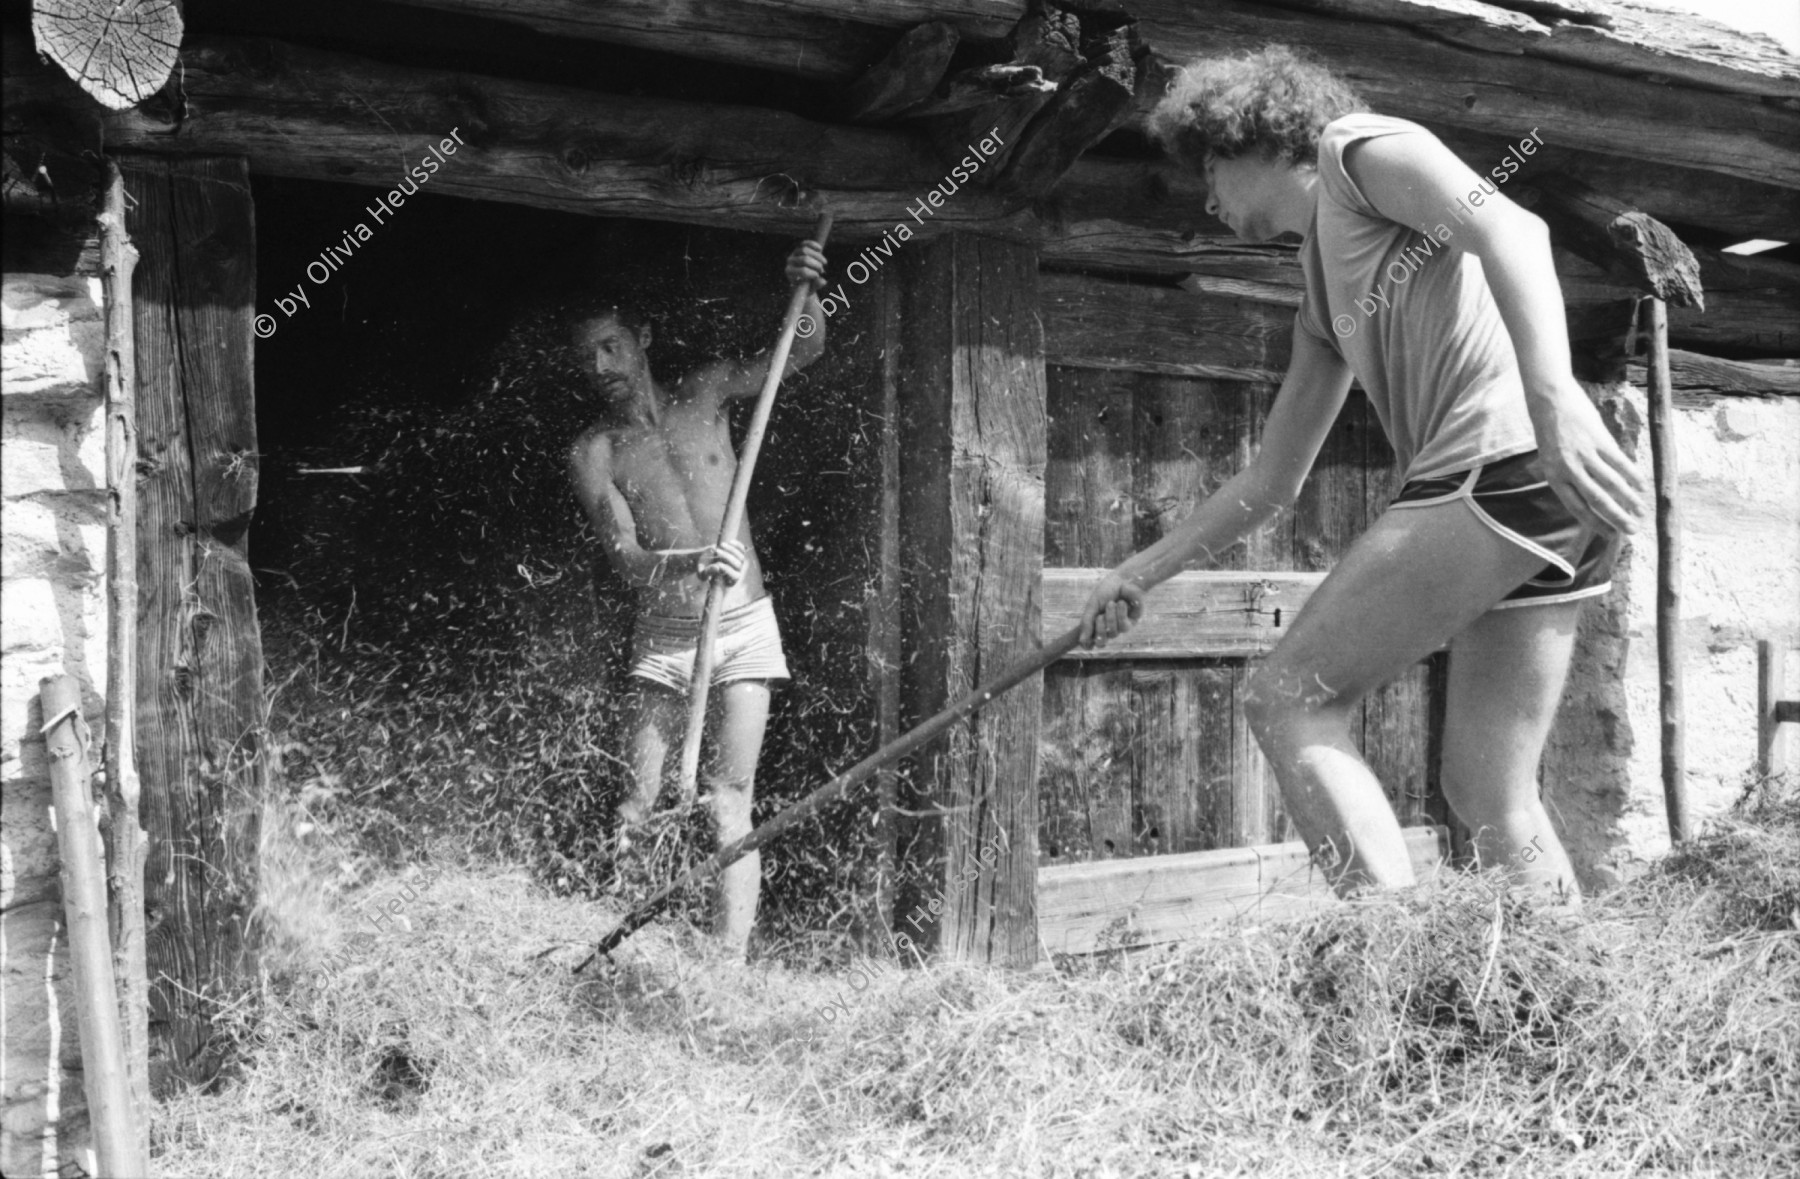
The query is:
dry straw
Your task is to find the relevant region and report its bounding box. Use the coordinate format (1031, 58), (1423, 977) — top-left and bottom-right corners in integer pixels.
(165, 779), (1798, 1177)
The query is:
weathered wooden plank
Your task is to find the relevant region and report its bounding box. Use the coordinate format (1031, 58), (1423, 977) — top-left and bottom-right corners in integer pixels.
(1037, 826), (1447, 954)
(1043, 569), (1324, 660)
(1233, 661), (1287, 845)
(1291, 394), (1370, 572)
(1130, 374), (1257, 567)
(1254, 826), (1448, 925)
(896, 233), (1044, 966)
(1038, 663), (1138, 864)
(1627, 352), (1800, 401)
(1042, 271), (1293, 383)
(1133, 663), (1237, 856)
(124, 155), (264, 1091)
(1045, 366), (1135, 568)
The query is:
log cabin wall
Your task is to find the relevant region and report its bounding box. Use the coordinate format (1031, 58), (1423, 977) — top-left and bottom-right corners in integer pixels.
(1037, 270), (1445, 867)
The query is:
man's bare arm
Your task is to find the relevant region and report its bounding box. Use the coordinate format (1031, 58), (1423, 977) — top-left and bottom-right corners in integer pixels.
(687, 239), (828, 407)
(568, 430), (716, 587)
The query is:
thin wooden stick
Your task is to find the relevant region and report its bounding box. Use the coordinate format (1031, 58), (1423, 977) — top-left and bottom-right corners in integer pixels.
(577, 622), (1083, 971)
(1645, 296), (1689, 842)
(98, 158), (151, 1153)
(1759, 639), (1795, 779)
(41, 675), (147, 1178)
(674, 211), (834, 803)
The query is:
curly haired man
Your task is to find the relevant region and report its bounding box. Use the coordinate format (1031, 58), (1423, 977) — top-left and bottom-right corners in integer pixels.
(1078, 47), (1643, 902)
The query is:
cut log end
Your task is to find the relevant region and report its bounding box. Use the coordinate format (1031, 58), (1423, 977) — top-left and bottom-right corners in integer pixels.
(31, 0), (184, 110)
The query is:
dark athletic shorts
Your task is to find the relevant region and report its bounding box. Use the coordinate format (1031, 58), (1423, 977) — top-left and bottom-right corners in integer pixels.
(1389, 450), (1620, 610)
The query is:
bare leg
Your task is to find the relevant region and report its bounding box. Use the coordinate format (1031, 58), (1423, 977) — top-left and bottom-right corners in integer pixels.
(1245, 498), (1548, 893)
(1442, 602), (1584, 902)
(702, 679), (773, 956)
(617, 682), (687, 833)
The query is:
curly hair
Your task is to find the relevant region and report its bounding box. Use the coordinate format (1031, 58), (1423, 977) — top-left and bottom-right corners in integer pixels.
(1148, 45), (1368, 169)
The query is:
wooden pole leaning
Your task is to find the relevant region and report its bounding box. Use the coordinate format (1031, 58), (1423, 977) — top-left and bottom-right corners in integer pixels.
(98, 157), (151, 1152)
(578, 623), (1083, 971)
(1645, 296), (1690, 843)
(673, 211), (834, 805)
(41, 675), (148, 1178)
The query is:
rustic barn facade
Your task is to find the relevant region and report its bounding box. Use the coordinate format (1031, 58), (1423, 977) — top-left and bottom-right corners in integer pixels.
(3, 0), (1796, 1170)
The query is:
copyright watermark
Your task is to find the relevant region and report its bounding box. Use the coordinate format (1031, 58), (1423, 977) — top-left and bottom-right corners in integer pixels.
(255, 128), (466, 338)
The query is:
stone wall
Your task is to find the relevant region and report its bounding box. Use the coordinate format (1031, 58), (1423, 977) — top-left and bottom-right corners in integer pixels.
(1, 271), (106, 1176)
(1545, 379), (1800, 888)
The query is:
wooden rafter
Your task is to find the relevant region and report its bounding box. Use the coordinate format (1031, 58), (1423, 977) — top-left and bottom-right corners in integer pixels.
(375, 0), (1800, 190)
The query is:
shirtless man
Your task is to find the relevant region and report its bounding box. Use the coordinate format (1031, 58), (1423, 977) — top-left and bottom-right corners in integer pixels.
(568, 239), (827, 955)
(1079, 48), (1645, 902)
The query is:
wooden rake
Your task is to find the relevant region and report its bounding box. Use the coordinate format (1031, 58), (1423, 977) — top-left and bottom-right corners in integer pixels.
(672, 210), (835, 807)
(574, 623), (1086, 971)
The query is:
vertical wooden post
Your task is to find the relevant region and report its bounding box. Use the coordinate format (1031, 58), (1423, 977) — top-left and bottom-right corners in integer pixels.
(40, 676), (147, 1179)
(896, 233), (1046, 966)
(1760, 640), (1794, 780)
(867, 270), (905, 935)
(123, 155), (265, 1087)
(97, 156), (150, 1152)
(1645, 297), (1689, 842)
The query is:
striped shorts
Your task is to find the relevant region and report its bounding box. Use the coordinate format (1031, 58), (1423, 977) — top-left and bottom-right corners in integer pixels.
(1390, 450), (1620, 609)
(628, 596), (790, 692)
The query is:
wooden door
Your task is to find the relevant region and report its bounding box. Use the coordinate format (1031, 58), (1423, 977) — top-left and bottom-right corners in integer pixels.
(1038, 364), (1445, 864)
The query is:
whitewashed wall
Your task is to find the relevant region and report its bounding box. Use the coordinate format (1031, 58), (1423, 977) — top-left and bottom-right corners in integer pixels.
(1545, 380), (1800, 887)
(2, 271), (106, 1177)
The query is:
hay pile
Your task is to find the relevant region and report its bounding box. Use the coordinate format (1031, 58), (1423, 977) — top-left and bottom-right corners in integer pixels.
(166, 781), (1797, 1177)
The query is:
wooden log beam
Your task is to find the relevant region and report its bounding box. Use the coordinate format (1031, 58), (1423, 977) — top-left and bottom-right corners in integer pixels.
(1042, 271), (1292, 382)
(1131, 0), (1800, 191)
(1518, 174), (1704, 308)
(1, 33), (1028, 240)
(381, 0), (1800, 191)
(5, 32), (1792, 281)
(921, 3), (1084, 177)
(896, 233), (1046, 968)
(1627, 353), (1800, 401)
(997, 20), (1140, 198)
(1037, 825), (1447, 955)
(1042, 569), (1325, 659)
(385, 0), (1799, 103)
(844, 20), (960, 123)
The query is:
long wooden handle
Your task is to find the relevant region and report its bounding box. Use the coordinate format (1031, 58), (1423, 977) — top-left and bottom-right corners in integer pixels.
(42, 675), (147, 1176)
(576, 621), (1083, 971)
(674, 211), (835, 803)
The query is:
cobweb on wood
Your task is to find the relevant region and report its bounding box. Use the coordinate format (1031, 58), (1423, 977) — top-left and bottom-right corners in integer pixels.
(32, 0), (183, 110)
